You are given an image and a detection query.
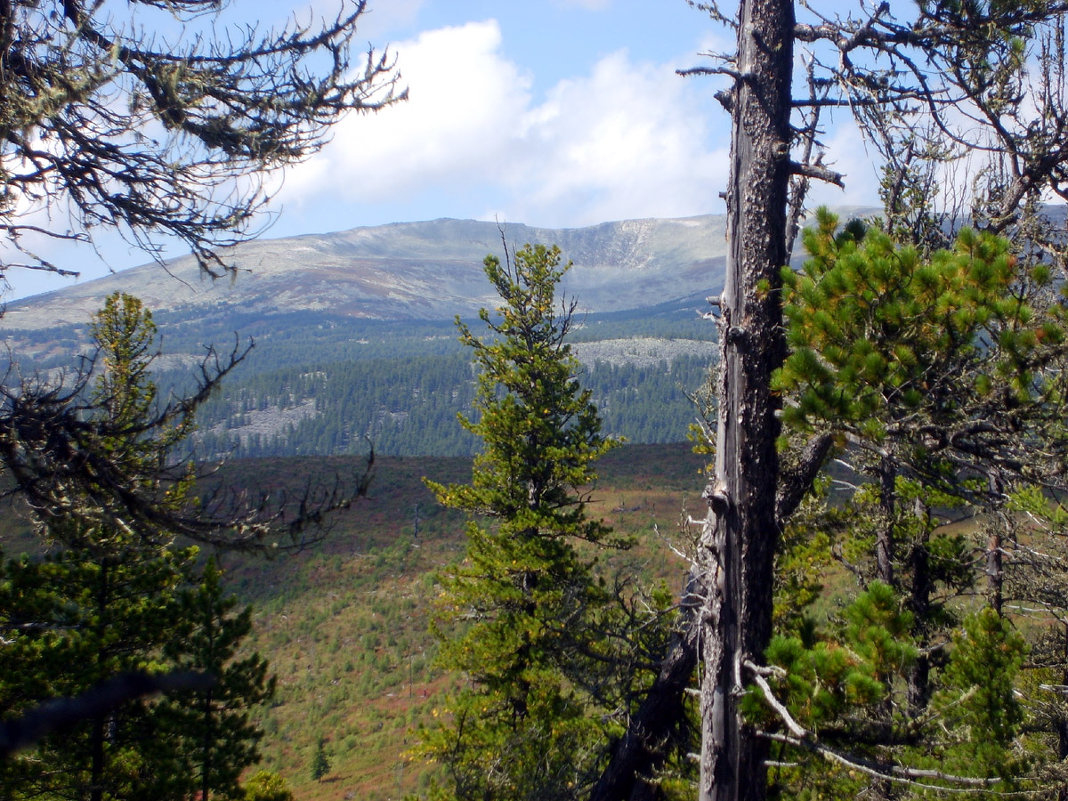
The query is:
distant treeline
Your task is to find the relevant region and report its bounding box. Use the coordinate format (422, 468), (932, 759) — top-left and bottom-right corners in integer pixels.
(189, 352), (711, 458)
(9, 303), (717, 459)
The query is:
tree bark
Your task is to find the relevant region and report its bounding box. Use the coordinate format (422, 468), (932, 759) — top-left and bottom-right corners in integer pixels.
(876, 457), (896, 586)
(699, 0), (794, 797)
(588, 436), (830, 801)
(907, 498), (932, 718)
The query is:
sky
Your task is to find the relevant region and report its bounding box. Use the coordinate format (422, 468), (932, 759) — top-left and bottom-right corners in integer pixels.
(2, 0), (880, 301)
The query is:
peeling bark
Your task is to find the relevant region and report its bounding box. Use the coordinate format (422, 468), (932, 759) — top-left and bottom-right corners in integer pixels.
(698, 0), (794, 797)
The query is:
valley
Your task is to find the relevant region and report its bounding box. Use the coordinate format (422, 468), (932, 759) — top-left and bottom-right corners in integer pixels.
(205, 445), (709, 800)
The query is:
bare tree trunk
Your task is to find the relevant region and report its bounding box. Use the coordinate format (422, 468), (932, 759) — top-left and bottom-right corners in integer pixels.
(588, 437), (830, 801)
(876, 457), (896, 586)
(698, 0), (793, 797)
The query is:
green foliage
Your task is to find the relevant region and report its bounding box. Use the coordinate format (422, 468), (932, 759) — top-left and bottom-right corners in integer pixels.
(755, 584), (918, 800)
(0, 547), (193, 798)
(420, 244), (625, 801)
(764, 211), (1068, 797)
(243, 770), (295, 801)
(931, 608), (1027, 780)
(775, 208), (1063, 443)
(311, 736), (331, 782)
(439, 244), (620, 538)
(0, 294), (279, 800)
(149, 558), (276, 800)
(758, 583), (916, 729)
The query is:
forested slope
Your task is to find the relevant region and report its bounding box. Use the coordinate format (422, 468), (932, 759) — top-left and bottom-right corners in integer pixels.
(13, 300), (717, 458)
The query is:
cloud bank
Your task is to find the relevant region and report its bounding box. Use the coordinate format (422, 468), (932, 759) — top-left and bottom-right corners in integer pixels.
(282, 19), (731, 229)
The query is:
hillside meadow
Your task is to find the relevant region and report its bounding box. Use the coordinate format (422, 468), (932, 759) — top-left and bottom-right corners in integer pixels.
(207, 443), (709, 800)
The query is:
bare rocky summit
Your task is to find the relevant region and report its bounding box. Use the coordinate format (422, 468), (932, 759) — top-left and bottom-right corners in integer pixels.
(1, 215), (730, 335)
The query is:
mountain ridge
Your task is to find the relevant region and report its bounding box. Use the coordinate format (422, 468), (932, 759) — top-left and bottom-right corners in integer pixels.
(1, 214), (731, 336)
(0, 209), (874, 457)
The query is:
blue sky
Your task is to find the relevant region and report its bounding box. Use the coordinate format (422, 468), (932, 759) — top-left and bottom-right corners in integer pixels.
(3, 0), (878, 300)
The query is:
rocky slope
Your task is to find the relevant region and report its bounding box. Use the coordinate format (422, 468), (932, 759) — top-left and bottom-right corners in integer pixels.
(1, 216), (729, 338)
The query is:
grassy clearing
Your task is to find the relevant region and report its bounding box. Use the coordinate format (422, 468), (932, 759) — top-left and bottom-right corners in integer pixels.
(215, 443), (706, 800)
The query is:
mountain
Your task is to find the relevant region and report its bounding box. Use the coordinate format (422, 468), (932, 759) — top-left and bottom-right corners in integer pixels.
(0, 215), (729, 338)
(0, 213), (750, 457)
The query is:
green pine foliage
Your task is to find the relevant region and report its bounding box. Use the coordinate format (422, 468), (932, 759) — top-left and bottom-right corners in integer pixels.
(756, 583), (917, 800)
(419, 244), (626, 801)
(0, 293), (279, 800)
(760, 211), (1068, 797)
(930, 607), (1027, 781)
(774, 208), (1065, 445)
(311, 736), (331, 782)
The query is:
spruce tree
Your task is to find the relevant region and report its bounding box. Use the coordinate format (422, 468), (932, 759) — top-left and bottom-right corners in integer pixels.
(0, 294), (278, 800)
(420, 243), (622, 801)
(311, 736), (331, 782)
(148, 558), (276, 801)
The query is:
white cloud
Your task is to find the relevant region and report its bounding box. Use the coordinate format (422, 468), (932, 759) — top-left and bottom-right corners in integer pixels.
(284, 21), (533, 205)
(505, 50), (728, 225)
(281, 20), (731, 228)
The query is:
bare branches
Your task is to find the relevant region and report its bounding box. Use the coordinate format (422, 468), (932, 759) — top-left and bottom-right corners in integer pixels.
(746, 660), (1011, 793)
(686, 0), (1068, 261)
(0, 0), (405, 279)
(0, 670), (215, 759)
(0, 335), (372, 553)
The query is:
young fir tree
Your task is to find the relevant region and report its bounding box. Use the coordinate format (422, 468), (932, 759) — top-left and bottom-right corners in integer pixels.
(311, 736), (331, 782)
(420, 243), (623, 801)
(0, 293), (277, 800)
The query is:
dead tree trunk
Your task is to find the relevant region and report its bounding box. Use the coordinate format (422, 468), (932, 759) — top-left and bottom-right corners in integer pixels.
(699, 0), (794, 798)
(588, 436), (830, 801)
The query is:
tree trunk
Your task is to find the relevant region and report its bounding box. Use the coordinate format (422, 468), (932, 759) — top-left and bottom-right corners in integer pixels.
(90, 560), (110, 801)
(699, 0), (793, 797)
(907, 519), (931, 718)
(876, 457), (896, 586)
(588, 436), (830, 801)
(987, 517), (1004, 615)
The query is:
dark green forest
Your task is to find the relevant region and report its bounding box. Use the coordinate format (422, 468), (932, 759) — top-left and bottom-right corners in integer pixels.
(190, 350), (710, 458)
(11, 305), (715, 458)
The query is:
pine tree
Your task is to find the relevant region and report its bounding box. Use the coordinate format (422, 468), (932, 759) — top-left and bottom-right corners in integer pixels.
(754, 212), (1068, 796)
(311, 736), (331, 782)
(419, 243), (623, 801)
(667, 0), (1068, 796)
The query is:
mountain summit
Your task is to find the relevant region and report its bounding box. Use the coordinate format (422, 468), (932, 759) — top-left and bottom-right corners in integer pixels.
(2, 215), (730, 334)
